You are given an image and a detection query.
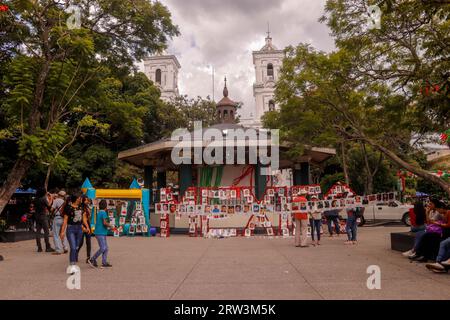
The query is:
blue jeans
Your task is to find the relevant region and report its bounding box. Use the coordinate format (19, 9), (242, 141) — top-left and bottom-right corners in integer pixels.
(92, 235), (109, 265)
(67, 225), (83, 264)
(413, 230), (427, 250)
(53, 216), (69, 253)
(310, 219), (322, 241)
(436, 238), (450, 263)
(327, 216), (340, 235)
(346, 217), (357, 241)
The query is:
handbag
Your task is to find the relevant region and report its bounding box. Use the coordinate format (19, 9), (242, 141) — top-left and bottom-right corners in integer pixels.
(426, 224), (443, 235)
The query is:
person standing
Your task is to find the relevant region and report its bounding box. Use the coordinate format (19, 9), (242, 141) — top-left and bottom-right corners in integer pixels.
(51, 190), (69, 255)
(324, 200), (341, 237)
(27, 202), (36, 232)
(293, 196), (309, 247)
(345, 207), (358, 245)
(34, 189), (55, 253)
(309, 197), (322, 246)
(88, 200), (113, 268)
(77, 196), (92, 263)
(60, 194), (88, 266)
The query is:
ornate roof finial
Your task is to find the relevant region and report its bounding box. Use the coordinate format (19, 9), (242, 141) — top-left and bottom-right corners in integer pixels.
(266, 22), (271, 39)
(223, 76), (228, 97)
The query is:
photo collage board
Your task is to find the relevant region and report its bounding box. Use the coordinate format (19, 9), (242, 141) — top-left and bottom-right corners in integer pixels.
(93, 199), (148, 237)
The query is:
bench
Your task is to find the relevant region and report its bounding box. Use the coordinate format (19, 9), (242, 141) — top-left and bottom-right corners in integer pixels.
(0, 231), (36, 243)
(391, 232), (415, 252)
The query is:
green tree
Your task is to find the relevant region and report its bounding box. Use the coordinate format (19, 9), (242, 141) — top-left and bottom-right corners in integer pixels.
(265, 43), (450, 196)
(0, 0), (178, 213)
(143, 95), (219, 143)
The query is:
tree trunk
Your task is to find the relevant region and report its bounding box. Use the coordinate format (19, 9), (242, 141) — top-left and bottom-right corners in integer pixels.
(364, 138), (450, 197)
(341, 142), (350, 185)
(360, 142), (373, 194)
(44, 165), (52, 191)
(0, 158), (33, 214)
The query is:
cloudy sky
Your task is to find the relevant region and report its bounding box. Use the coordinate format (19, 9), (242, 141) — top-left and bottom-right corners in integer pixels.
(151, 0), (335, 119)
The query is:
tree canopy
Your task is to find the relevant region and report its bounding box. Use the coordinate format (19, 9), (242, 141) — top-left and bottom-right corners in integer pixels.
(0, 0), (179, 212)
(264, 0), (450, 196)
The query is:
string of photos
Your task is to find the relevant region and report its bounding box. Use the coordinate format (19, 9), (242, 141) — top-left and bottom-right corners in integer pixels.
(155, 183), (399, 238)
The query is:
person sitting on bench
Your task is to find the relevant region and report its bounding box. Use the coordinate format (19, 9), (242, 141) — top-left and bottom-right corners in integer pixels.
(426, 238), (450, 273)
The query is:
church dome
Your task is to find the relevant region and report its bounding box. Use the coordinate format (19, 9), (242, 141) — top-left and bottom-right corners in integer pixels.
(216, 77), (237, 124)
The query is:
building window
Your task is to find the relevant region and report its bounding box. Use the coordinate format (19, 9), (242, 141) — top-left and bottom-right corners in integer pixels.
(267, 63), (274, 77)
(223, 110), (228, 119)
(268, 100), (275, 111)
(155, 69), (162, 85)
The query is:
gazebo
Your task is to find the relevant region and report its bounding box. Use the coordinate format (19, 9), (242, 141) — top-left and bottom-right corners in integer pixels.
(118, 80), (335, 229)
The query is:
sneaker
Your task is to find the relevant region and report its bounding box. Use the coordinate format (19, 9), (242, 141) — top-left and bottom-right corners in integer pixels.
(416, 256), (428, 263)
(402, 249), (413, 257)
(408, 253), (419, 260)
(441, 259), (450, 267)
(101, 263), (113, 268)
(63, 249), (68, 254)
(52, 251), (63, 255)
(87, 259), (98, 268)
(431, 268), (447, 274)
(37, 248), (43, 253)
(45, 248), (55, 253)
(426, 262), (445, 271)
(86, 258), (91, 264)
(344, 241), (353, 245)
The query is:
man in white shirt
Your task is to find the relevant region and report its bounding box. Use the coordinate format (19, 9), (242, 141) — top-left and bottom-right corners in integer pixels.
(52, 190), (69, 255)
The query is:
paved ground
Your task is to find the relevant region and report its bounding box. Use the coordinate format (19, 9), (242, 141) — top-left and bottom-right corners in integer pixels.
(1, 225), (449, 300)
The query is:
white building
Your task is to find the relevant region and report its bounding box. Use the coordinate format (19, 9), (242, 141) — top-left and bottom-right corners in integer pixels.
(143, 32), (284, 125)
(248, 32), (285, 128)
(143, 53), (181, 102)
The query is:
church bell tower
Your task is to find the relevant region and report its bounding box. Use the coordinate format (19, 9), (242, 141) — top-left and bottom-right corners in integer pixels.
(252, 28), (285, 127)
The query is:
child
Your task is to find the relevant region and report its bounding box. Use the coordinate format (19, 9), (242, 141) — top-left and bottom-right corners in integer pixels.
(88, 200), (113, 268)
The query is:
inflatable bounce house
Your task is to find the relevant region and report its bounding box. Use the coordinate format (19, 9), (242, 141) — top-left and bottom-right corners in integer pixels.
(81, 178), (152, 237)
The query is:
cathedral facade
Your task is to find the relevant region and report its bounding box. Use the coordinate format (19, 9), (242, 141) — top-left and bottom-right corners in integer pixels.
(143, 33), (284, 128)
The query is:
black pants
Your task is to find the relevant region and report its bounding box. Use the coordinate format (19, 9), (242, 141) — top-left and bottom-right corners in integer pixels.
(77, 233), (92, 259)
(35, 216), (51, 250)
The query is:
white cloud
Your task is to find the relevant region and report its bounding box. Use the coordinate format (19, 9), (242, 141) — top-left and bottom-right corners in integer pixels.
(145, 0), (335, 118)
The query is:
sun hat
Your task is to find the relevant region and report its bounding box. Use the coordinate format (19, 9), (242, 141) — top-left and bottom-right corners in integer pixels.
(58, 190), (67, 197)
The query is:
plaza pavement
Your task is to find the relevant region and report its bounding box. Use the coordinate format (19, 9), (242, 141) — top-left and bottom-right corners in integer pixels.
(1, 225), (449, 300)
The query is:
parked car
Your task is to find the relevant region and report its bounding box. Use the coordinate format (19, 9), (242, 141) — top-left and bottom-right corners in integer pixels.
(336, 207), (366, 226)
(337, 201), (413, 226)
(366, 201), (413, 225)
